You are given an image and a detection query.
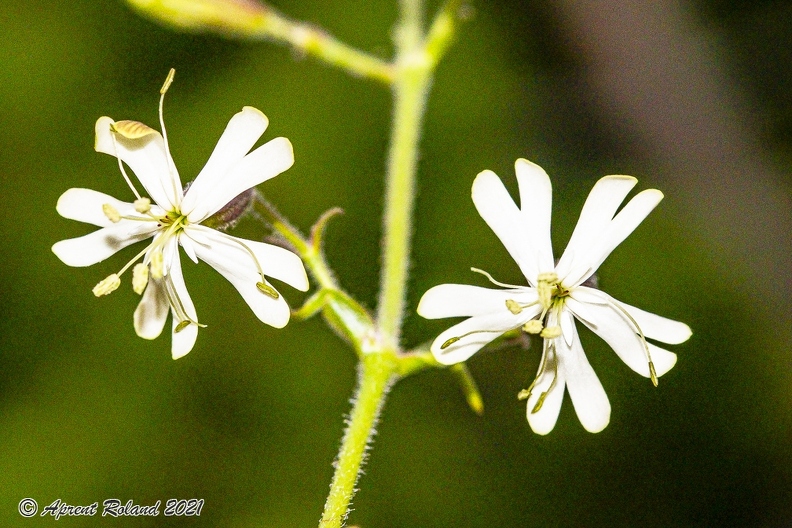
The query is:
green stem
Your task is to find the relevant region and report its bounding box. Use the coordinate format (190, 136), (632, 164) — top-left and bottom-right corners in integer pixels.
(375, 54), (433, 349)
(319, 353), (397, 528)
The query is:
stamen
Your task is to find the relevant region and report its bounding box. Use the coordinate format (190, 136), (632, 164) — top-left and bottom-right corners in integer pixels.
(470, 267), (522, 289)
(529, 341), (559, 414)
(158, 68), (180, 202)
(522, 320), (543, 334)
(150, 250), (164, 279)
(162, 275), (206, 331)
(537, 272), (559, 284)
(132, 263), (149, 294)
(607, 297), (658, 387)
(540, 326), (562, 339)
(134, 197), (151, 214)
(109, 132), (143, 201)
(93, 274), (121, 297)
(212, 230), (278, 296)
(440, 336), (462, 350)
(256, 282), (280, 299)
(505, 299), (522, 314)
(102, 204), (121, 223)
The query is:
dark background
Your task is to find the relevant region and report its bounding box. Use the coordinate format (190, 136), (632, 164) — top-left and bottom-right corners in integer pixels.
(1, 0), (791, 526)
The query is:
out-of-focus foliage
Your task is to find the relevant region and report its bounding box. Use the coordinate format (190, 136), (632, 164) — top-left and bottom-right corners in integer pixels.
(1, 0), (790, 526)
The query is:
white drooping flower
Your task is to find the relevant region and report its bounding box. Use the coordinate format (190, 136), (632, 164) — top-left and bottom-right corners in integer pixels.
(417, 159), (691, 434)
(52, 82), (309, 359)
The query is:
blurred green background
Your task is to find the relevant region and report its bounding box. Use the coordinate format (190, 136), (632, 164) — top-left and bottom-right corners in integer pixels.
(2, 0), (791, 526)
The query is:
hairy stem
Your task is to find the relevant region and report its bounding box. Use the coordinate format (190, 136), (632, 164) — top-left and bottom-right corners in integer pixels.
(319, 353), (397, 528)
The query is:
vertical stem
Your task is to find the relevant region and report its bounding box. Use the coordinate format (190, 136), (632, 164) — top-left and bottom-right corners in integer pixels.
(376, 69), (431, 347)
(319, 354), (397, 528)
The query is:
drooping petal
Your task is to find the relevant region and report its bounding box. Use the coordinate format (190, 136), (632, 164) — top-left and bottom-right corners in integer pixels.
(417, 284), (538, 319)
(180, 107), (269, 218)
(515, 159), (555, 275)
(55, 188), (139, 227)
(183, 137), (294, 223)
(566, 295), (677, 378)
(429, 310), (531, 365)
(134, 278), (169, 339)
(52, 222), (156, 267)
(182, 226), (299, 328)
(94, 116), (182, 210)
(165, 247), (199, 359)
(555, 175), (638, 284)
(472, 170), (543, 285)
(525, 341), (566, 435)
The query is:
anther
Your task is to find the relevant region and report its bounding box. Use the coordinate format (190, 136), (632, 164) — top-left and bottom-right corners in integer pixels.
(531, 391), (549, 414)
(649, 361), (659, 387)
(256, 282), (280, 299)
(93, 274), (121, 297)
(160, 68), (175, 95)
(150, 250), (164, 279)
(441, 336), (461, 350)
(522, 320), (543, 334)
(505, 299), (522, 314)
(540, 326), (562, 339)
(517, 388), (531, 401)
(132, 263), (149, 294)
(102, 204), (121, 223)
(134, 197), (151, 214)
(174, 320), (191, 333)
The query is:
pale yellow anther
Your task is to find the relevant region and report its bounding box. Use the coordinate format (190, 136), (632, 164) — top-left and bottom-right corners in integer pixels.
(132, 263), (149, 294)
(174, 320), (191, 333)
(540, 326), (562, 339)
(517, 388), (531, 401)
(93, 274), (121, 297)
(102, 203), (121, 223)
(150, 250), (164, 279)
(522, 320), (543, 334)
(134, 197), (151, 213)
(505, 299), (522, 314)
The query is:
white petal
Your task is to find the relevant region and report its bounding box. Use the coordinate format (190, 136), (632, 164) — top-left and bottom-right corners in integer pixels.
(52, 223), (154, 267)
(134, 278), (169, 339)
(566, 296), (677, 378)
(187, 225), (308, 291)
(430, 311), (528, 365)
(559, 325), (611, 433)
(180, 107), (269, 218)
(184, 137), (294, 223)
(566, 189), (664, 287)
(417, 284), (537, 319)
(612, 299), (692, 345)
(56, 188), (137, 227)
(166, 248), (199, 359)
(94, 116), (182, 210)
(183, 226), (298, 328)
(472, 170), (543, 285)
(525, 342), (566, 435)
(555, 175), (638, 283)
(515, 159), (555, 274)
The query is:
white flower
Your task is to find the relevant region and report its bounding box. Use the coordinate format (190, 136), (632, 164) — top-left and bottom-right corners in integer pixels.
(52, 103), (309, 359)
(417, 159), (691, 434)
